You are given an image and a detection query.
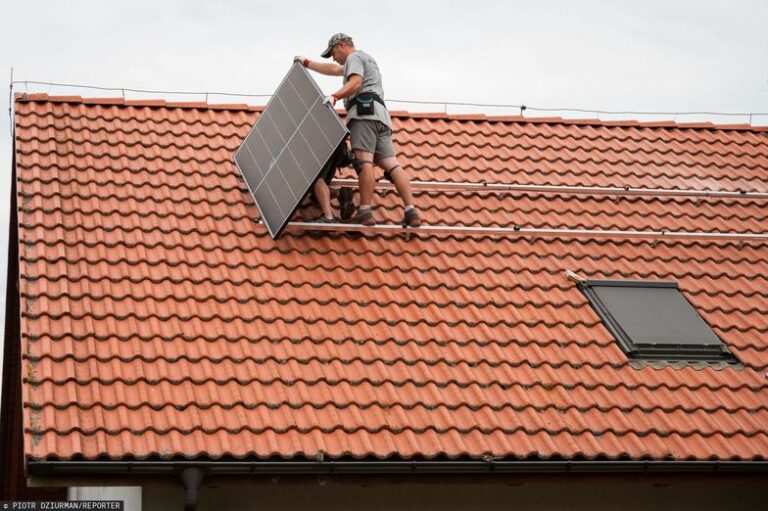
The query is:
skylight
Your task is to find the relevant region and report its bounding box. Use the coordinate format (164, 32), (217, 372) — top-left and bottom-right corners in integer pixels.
(579, 280), (737, 362)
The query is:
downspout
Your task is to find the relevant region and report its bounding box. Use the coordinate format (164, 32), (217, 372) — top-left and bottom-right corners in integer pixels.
(179, 467), (204, 511)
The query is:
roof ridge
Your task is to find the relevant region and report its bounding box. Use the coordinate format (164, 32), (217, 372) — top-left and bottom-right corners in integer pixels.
(14, 92), (262, 112)
(14, 92), (768, 132)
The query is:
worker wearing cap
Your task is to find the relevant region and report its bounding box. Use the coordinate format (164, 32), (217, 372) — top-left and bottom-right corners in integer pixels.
(295, 33), (420, 227)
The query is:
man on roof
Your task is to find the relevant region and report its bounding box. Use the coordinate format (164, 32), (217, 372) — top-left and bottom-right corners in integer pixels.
(295, 33), (421, 227)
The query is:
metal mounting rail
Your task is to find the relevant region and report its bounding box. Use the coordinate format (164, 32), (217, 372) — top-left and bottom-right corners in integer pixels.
(331, 178), (768, 200)
(284, 222), (768, 242)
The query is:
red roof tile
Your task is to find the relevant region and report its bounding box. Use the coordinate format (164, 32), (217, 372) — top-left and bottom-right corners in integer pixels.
(13, 95), (768, 463)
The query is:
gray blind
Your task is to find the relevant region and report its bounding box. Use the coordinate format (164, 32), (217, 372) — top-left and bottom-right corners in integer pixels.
(592, 285), (722, 347)
(583, 280), (733, 361)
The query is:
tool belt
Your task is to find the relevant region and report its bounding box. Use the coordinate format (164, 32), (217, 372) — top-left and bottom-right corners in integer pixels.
(349, 92), (386, 115)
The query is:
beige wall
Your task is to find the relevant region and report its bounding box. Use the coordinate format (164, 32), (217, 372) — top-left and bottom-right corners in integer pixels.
(142, 474), (767, 511)
(69, 486), (142, 511)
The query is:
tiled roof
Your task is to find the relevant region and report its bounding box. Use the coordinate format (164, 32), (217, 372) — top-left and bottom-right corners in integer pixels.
(13, 93), (768, 462)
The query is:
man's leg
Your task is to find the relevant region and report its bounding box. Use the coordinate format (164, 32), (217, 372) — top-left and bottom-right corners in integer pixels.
(376, 156), (414, 206)
(313, 179), (334, 220)
(348, 120), (377, 225)
(354, 149), (375, 206)
(377, 155), (421, 227)
(351, 149), (376, 225)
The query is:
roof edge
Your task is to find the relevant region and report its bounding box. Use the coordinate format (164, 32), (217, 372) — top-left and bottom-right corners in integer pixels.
(29, 460), (768, 476)
(13, 92), (262, 112)
(14, 93), (768, 132)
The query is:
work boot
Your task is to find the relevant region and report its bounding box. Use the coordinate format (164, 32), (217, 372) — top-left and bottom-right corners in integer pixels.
(354, 208), (376, 226)
(311, 215), (336, 224)
(338, 186), (355, 220)
(403, 208), (421, 228)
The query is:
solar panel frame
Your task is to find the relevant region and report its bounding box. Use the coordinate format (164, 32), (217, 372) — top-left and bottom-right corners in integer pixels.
(233, 62), (349, 239)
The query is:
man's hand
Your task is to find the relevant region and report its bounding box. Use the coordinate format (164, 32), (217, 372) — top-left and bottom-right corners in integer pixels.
(293, 56), (310, 67)
(323, 95), (338, 107)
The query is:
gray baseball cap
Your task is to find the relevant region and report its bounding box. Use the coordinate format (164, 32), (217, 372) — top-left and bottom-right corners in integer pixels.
(321, 33), (353, 58)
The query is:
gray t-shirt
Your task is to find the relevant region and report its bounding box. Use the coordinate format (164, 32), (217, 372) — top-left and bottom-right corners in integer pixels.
(343, 50), (392, 129)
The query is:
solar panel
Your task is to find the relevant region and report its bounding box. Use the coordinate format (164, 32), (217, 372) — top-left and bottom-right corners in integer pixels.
(233, 62), (349, 238)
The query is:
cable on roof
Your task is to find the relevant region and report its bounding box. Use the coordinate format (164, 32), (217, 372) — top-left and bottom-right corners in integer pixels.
(10, 79), (768, 122)
(385, 99), (768, 119)
(11, 80), (272, 99)
(524, 105), (768, 117)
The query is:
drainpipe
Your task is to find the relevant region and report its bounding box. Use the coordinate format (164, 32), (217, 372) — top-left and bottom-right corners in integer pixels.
(180, 467), (204, 511)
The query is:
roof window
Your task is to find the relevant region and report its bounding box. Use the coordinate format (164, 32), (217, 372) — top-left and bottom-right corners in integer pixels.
(579, 279), (736, 362)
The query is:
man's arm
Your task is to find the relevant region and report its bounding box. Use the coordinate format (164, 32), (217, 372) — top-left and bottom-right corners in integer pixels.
(332, 74), (362, 100)
(303, 58), (344, 76)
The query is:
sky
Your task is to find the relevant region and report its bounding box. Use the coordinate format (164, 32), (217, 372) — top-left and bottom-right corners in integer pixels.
(0, 0), (767, 382)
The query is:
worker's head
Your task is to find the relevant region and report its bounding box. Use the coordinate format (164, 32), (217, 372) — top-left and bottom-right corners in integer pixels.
(321, 33), (355, 64)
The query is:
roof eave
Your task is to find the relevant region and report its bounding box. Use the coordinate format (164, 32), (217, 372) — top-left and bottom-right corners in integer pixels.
(28, 459), (768, 477)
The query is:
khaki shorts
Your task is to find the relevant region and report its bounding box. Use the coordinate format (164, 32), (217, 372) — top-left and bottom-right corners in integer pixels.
(348, 119), (396, 160)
